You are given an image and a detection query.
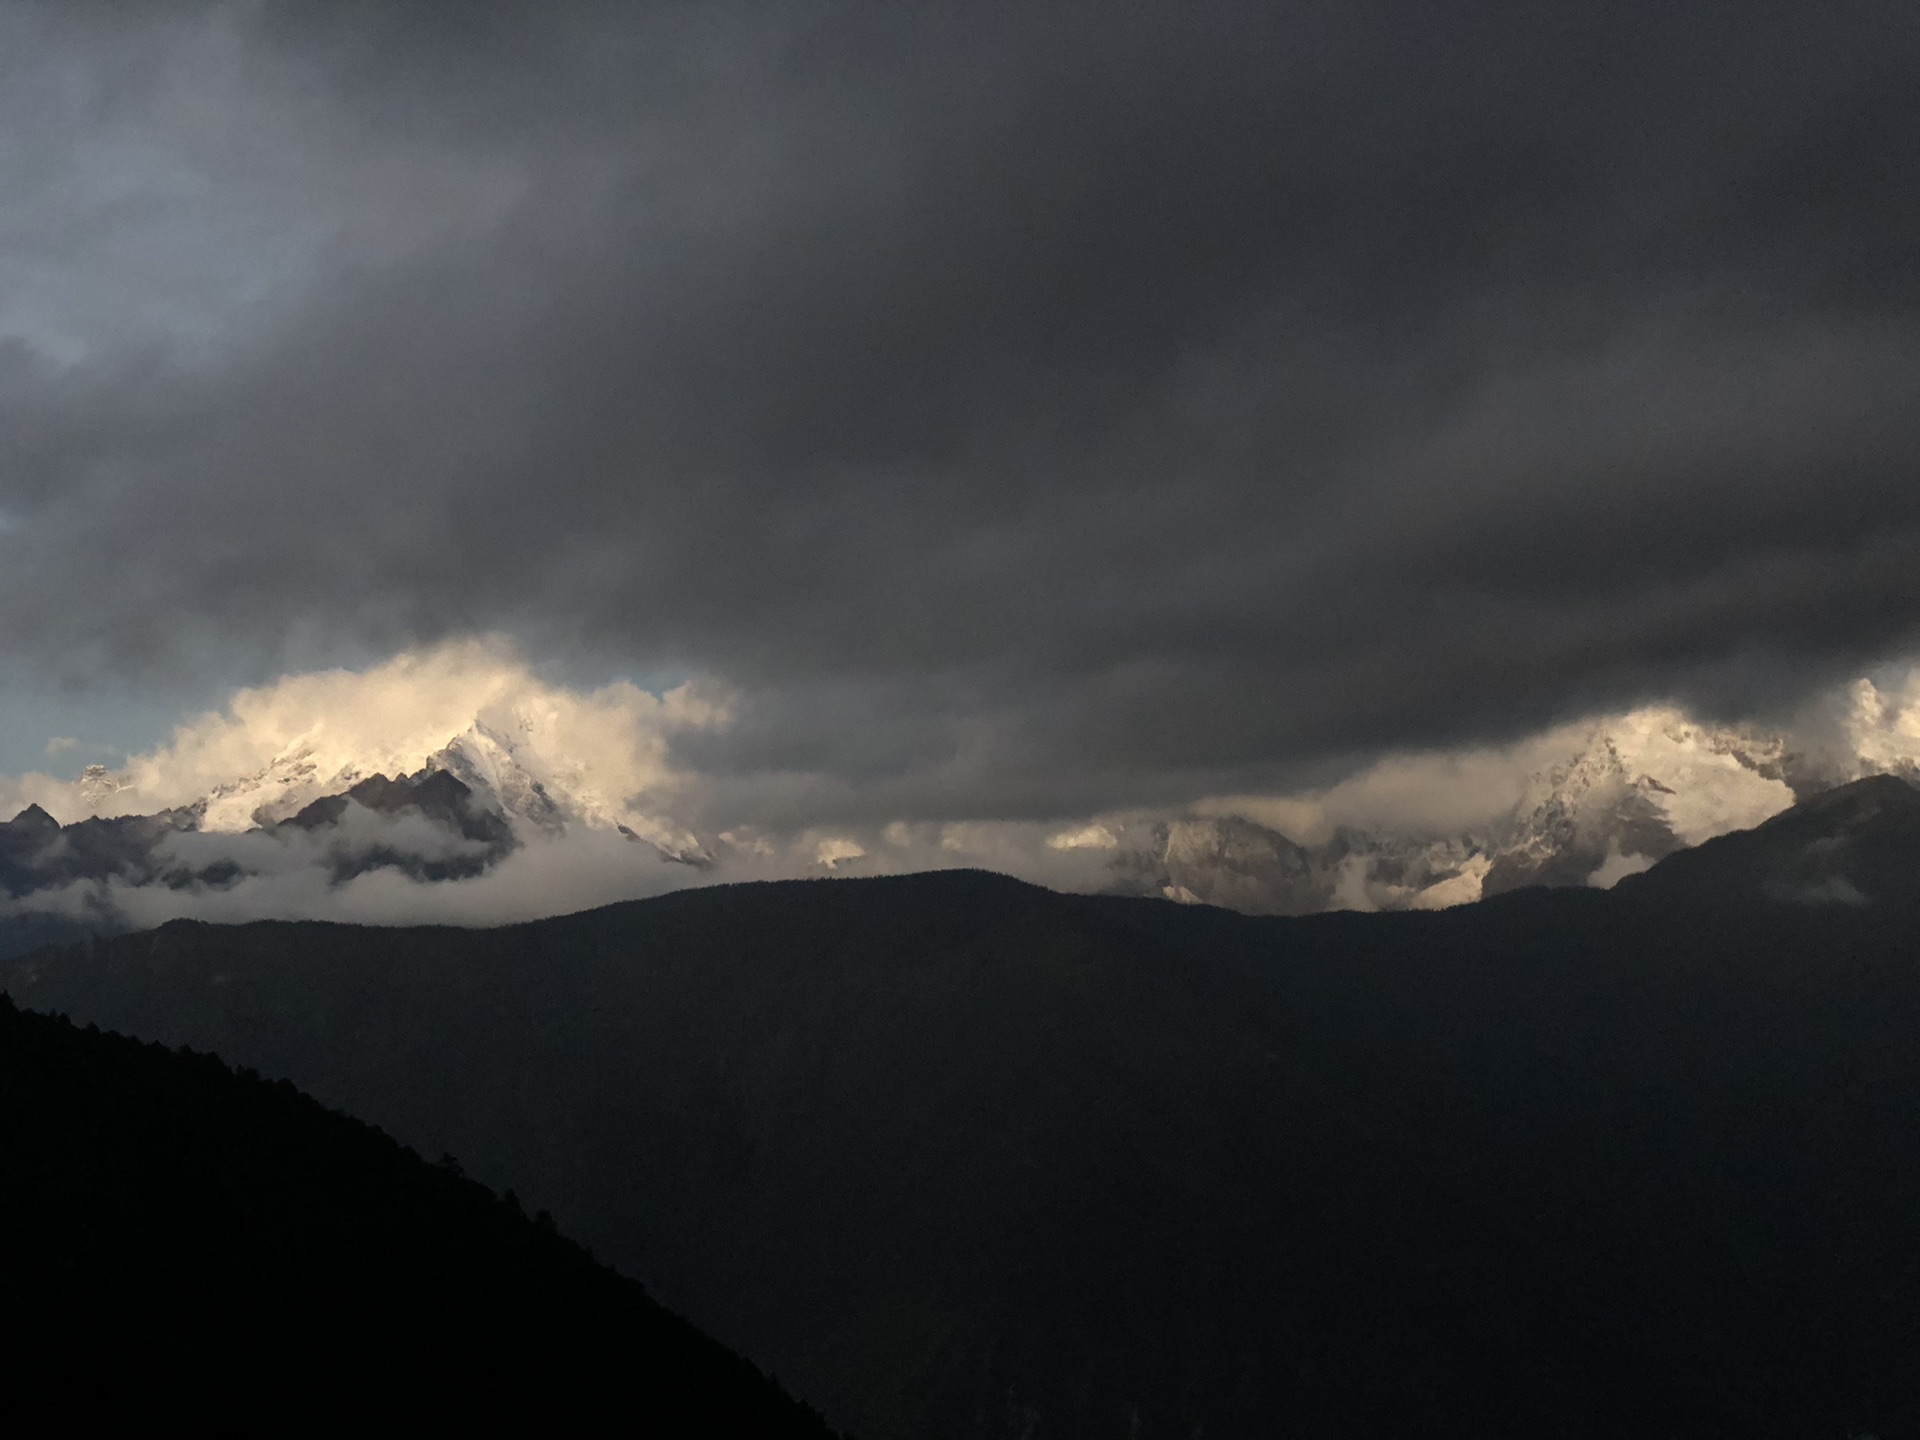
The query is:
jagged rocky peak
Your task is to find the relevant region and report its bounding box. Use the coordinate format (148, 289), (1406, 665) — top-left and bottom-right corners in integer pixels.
(285, 766), (506, 838)
(1106, 710), (1817, 915)
(201, 745), (334, 831)
(1130, 815), (1323, 914)
(1483, 734), (1678, 896)
(1407, 712), (1801, 899)
(60, 704), (703, 867)
(136, 727), (565, 837)
(1, 802), (199, 901)
(77, 763), (133, 810)
(269, 767), (519, 885)
(3, 804), (61, 837)
(429, 724), (567, 836)
(1, 806), (67, 899)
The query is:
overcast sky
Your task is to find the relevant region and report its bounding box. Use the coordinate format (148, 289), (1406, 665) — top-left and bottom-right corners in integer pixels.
(1, 1), (1915, 822)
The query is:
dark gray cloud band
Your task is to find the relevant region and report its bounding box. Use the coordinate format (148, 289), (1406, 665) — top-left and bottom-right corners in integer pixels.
(1, 0), (1915, 822)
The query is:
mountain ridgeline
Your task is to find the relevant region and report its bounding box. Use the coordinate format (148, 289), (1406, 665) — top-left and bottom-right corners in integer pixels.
(7, 776), (1920, 1436)
(2, 704), (1907, 950)
(0, 765), (516, 898)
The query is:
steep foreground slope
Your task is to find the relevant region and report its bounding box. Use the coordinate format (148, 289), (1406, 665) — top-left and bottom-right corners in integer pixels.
(9, 779), (1920, 1437)
(0, 995), (837, 1433)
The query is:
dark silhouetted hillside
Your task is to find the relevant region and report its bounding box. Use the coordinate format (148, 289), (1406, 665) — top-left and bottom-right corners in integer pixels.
(0, 992), (839, 1433)
(1619, 771), (1920, 904)
(9, 778), (1920, 1436)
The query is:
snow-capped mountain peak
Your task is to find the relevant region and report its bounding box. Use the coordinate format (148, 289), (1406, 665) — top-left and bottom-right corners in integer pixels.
(430, 721), (710, 863)
(1483, 711), (1797, 892)
(8, 645), (1917, 928)
(1108, 707), (1812, 915)
(192, 742), (352, 831)
(66, 709), (707, 865)
(429, 724), (567, 836)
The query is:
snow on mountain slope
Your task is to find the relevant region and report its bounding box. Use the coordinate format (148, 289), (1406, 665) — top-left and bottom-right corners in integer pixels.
(429, 722), (709, 863)
(1102, 704), (1833, 914)
(1480, 708), (1796, 895)
(1832, 674), (1920, 782)
(37, 641), (721, 863)
(4, 645), (1919, 926)
(1091, 677), (1917, 916)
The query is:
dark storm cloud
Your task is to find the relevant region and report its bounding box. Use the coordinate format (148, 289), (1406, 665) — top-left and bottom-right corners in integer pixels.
(0, 0), (1916, 821)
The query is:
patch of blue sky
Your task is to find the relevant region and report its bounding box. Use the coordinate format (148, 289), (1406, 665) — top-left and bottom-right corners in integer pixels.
(0, 674), (185, 780)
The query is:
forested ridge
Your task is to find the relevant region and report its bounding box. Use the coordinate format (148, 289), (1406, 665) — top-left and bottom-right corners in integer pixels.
(0, 991), (840, 1433)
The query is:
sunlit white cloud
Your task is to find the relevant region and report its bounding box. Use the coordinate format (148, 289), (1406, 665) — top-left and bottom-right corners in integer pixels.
(1046, 822), (1119, 851)
(1, 636), (727, 839)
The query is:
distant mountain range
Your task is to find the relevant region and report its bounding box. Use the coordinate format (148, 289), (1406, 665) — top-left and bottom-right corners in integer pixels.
(4, 696), (1917, 949)
(73, 716), (711, 860)
(0, 721), (702, 952)
(10, 773), (1920, 1436)
(1103, 710), (1827, 913)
